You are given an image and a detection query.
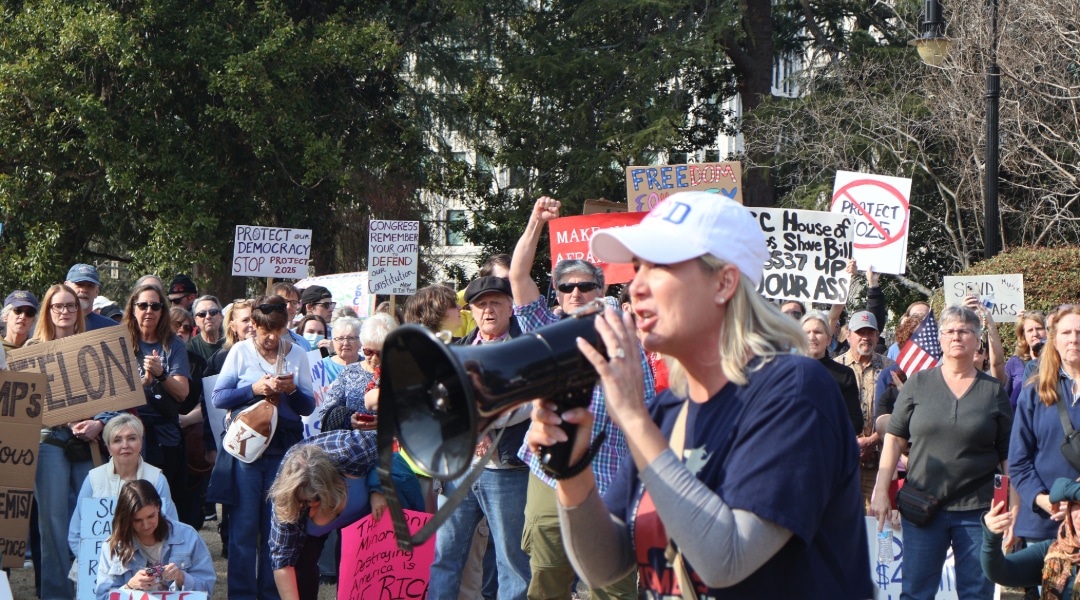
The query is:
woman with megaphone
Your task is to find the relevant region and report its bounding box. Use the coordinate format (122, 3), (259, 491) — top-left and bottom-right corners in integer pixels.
(525, 191), (873, 599)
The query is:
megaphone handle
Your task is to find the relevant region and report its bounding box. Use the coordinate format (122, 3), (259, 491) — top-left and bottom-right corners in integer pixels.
(540, 419), (578, 475)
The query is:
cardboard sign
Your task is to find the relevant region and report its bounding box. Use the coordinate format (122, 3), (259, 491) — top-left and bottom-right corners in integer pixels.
(231, 225), (312, 278)
(865, 517), (958, 599)
(548, 212), (646, 285)
(626, 162), (742, 211)
(77, 497), (116, 599)
(943, 274), (1024, 323)
(339, 509), (435, 600)
(108, 592), (208, 600)
(368, 221), (420, 295)
(582, 199), (628, 215)
(0, 486), (35, 569)
(831, 171), (912, 275)
(7, 328), (143, 427)
(748, 208), (854, 304)
(295, 272), (377, 319)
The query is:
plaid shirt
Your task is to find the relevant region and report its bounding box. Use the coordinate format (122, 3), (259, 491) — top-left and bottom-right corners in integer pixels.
(514, 297), (656, 495)
(269, 429), (378, 569)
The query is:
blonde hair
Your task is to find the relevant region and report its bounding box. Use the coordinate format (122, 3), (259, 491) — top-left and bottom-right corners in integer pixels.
(222, 299), (254, 350)
(268, 444), (348, 524)
(666, 256), (807, 396)
(1037, 305), (1080, 407)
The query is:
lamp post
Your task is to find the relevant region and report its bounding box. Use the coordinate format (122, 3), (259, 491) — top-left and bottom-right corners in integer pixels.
(910, 0), (1001, 259)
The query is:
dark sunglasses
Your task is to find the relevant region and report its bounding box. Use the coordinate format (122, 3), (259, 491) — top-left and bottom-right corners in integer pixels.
(195, 309), (222, 319)
(169, 297), (187, 305)
(556, 281), (600, 294)
(255, 303), (287, 315)
(134, 301), (164, 312)
(173, 321), (193, 334)
(12, 307), (36, 317)
(362, 347), (380, 358)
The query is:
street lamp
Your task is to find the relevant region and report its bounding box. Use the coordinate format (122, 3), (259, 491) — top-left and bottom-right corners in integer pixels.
(911, 0), (1001, 259)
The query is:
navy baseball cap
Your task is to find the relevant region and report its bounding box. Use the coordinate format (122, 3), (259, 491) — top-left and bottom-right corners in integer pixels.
(4, 290), (38, 310)
(66, 264), (101, 286)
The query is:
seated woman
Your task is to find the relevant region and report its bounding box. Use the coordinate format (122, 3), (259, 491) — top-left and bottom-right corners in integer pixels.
(982, 477), (1080, 596)
(94, 480), (215, 599)
(69, 414), (178, 562)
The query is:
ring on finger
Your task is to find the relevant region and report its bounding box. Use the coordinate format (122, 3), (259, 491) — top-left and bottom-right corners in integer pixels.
(612, 347), (626, 360)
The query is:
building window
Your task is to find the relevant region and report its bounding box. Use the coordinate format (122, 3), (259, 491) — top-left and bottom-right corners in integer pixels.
(446, 210), (467, 246)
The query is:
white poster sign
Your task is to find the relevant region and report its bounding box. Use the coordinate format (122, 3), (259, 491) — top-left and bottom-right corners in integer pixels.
(831, 171), (912, 275)
(748, 208), (854, 304)
(77, 497), (116, 599)
(943, 274), (1024, 323)
(368, 221), (419, 295)
(202, 375), (226, 447)
(301, 349), (334, 438)
(864, 517), (960, 600)
(231, 225), (312, 278)
(294, 272), (376, 319)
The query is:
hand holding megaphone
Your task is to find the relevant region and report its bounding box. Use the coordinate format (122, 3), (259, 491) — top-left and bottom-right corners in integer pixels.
(526, 400), (594, 473)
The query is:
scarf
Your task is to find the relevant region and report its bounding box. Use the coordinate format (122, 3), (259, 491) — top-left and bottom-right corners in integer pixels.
(1042, 504), (1080, 600)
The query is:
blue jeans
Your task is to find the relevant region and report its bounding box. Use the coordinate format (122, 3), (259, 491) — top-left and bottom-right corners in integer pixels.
(35, 441), (93, 600)
(429, 468), (531, 600)
(228, 454), (284, 600)
(901, 508), (994, 600)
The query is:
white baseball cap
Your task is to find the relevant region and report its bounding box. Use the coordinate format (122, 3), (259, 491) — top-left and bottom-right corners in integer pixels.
(590, 191), (768, 286)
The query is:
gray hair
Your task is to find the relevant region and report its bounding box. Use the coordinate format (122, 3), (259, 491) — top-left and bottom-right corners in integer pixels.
(333, 316), (362, 338)
(192, 295), (221, 311)
(360, 313), (398, 349)
(553, 259), (605, 289)
(939, 305), (982, 338)
(133, 274), (163, 294)
(104, 413), (145, 445)
(800, 311), (832, 337)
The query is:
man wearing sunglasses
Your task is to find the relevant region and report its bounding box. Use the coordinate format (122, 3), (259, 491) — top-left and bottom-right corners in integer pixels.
(299, 285), (336, 341)
(428, 275), (533, 600)
(169, 274), (198, 311)
(66, 263), (118, 330)
(187, 295), (225, 361)
(508, 196), (655, 600)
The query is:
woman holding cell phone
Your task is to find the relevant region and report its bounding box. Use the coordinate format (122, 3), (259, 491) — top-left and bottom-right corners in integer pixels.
(210, 294), (315, 600)
(95, 479), (215, 598)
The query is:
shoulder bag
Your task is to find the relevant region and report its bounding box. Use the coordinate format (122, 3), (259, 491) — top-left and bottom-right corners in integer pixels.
(1055, 397), (1080, 471)
(895, 473), (994, 527)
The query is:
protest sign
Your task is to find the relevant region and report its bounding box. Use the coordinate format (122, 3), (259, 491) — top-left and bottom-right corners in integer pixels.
(202, 376), (227, 447)
(301, 349), (334, 438)
(368, 221), (419, 295)
(295, 272), (377, 319)
(582, 199), (627, 215)
(8, 327), (142, 428)
(0, 370), (46, 569)
(831, 171), (912, 275)
(107, 592), (208, 600)
(231, 225), (312, 278)
(0, 570), (11, 600)
(339, 509), (435, 600)
(943, 274), (1024, 323)
(864, 517), (959, 599)
(77, 497), (116, 599)
(625, 162), (742, 212)
(748, 208), (854, 304)
(548, 212), (646, 285)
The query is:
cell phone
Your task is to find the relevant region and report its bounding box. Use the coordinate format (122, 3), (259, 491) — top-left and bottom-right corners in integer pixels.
(994, 474), (1010, 509)
(276, 372), (294, 380)
(319, 346), (330, 359)
(965, 283), (979, 298)
(355, 413), (376, 423)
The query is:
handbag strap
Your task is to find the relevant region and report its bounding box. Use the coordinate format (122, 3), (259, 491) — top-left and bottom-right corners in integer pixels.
(937, 472), (996, 507)
(1058, 396), (1076, 435)
(662, 401), (698, 600)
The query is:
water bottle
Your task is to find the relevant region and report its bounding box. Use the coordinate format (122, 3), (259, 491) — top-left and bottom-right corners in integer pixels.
(877, 530), (893, 564)
(981, 293), (996, 311)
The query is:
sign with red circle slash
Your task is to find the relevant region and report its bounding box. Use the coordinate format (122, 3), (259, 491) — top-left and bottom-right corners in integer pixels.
(830, 171), (912, 275)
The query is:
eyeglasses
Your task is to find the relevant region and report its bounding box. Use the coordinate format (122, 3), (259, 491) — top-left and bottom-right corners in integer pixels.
(195, 309), (222, 319)
(280, 299), (299, 307)
(169, 297), (187, 305)
(12, 307), (36, 317)
(940, 328), (975, 338)
(556, 281), (599, 294)
(173, 321), (193, 334)
(255, 303), (287, 315)
(50, 303), (78, 314)
(783, 310), (804, 319)
(362, 347), (380, 358)
(333, 335), (359, 344)
(314, 301), (336, 310)
(134, 301), (164, 312)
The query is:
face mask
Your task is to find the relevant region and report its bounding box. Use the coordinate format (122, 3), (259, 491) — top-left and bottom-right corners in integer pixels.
(304, 333), (325, 344)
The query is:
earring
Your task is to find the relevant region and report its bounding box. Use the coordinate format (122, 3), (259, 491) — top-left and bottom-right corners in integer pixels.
(719, 298), (725, 304)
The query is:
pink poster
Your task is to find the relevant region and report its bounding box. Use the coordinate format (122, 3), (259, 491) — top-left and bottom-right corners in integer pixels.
(339, 510), (435, 600)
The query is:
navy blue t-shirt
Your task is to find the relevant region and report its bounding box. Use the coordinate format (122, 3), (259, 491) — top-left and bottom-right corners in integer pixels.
(603, 353), (873, 599)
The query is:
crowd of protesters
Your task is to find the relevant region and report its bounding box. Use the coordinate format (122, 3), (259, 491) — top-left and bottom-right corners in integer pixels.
(15, 191), (1074, 600)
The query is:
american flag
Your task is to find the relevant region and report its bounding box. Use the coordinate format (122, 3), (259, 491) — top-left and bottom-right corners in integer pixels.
(896, 311), (943, 375)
